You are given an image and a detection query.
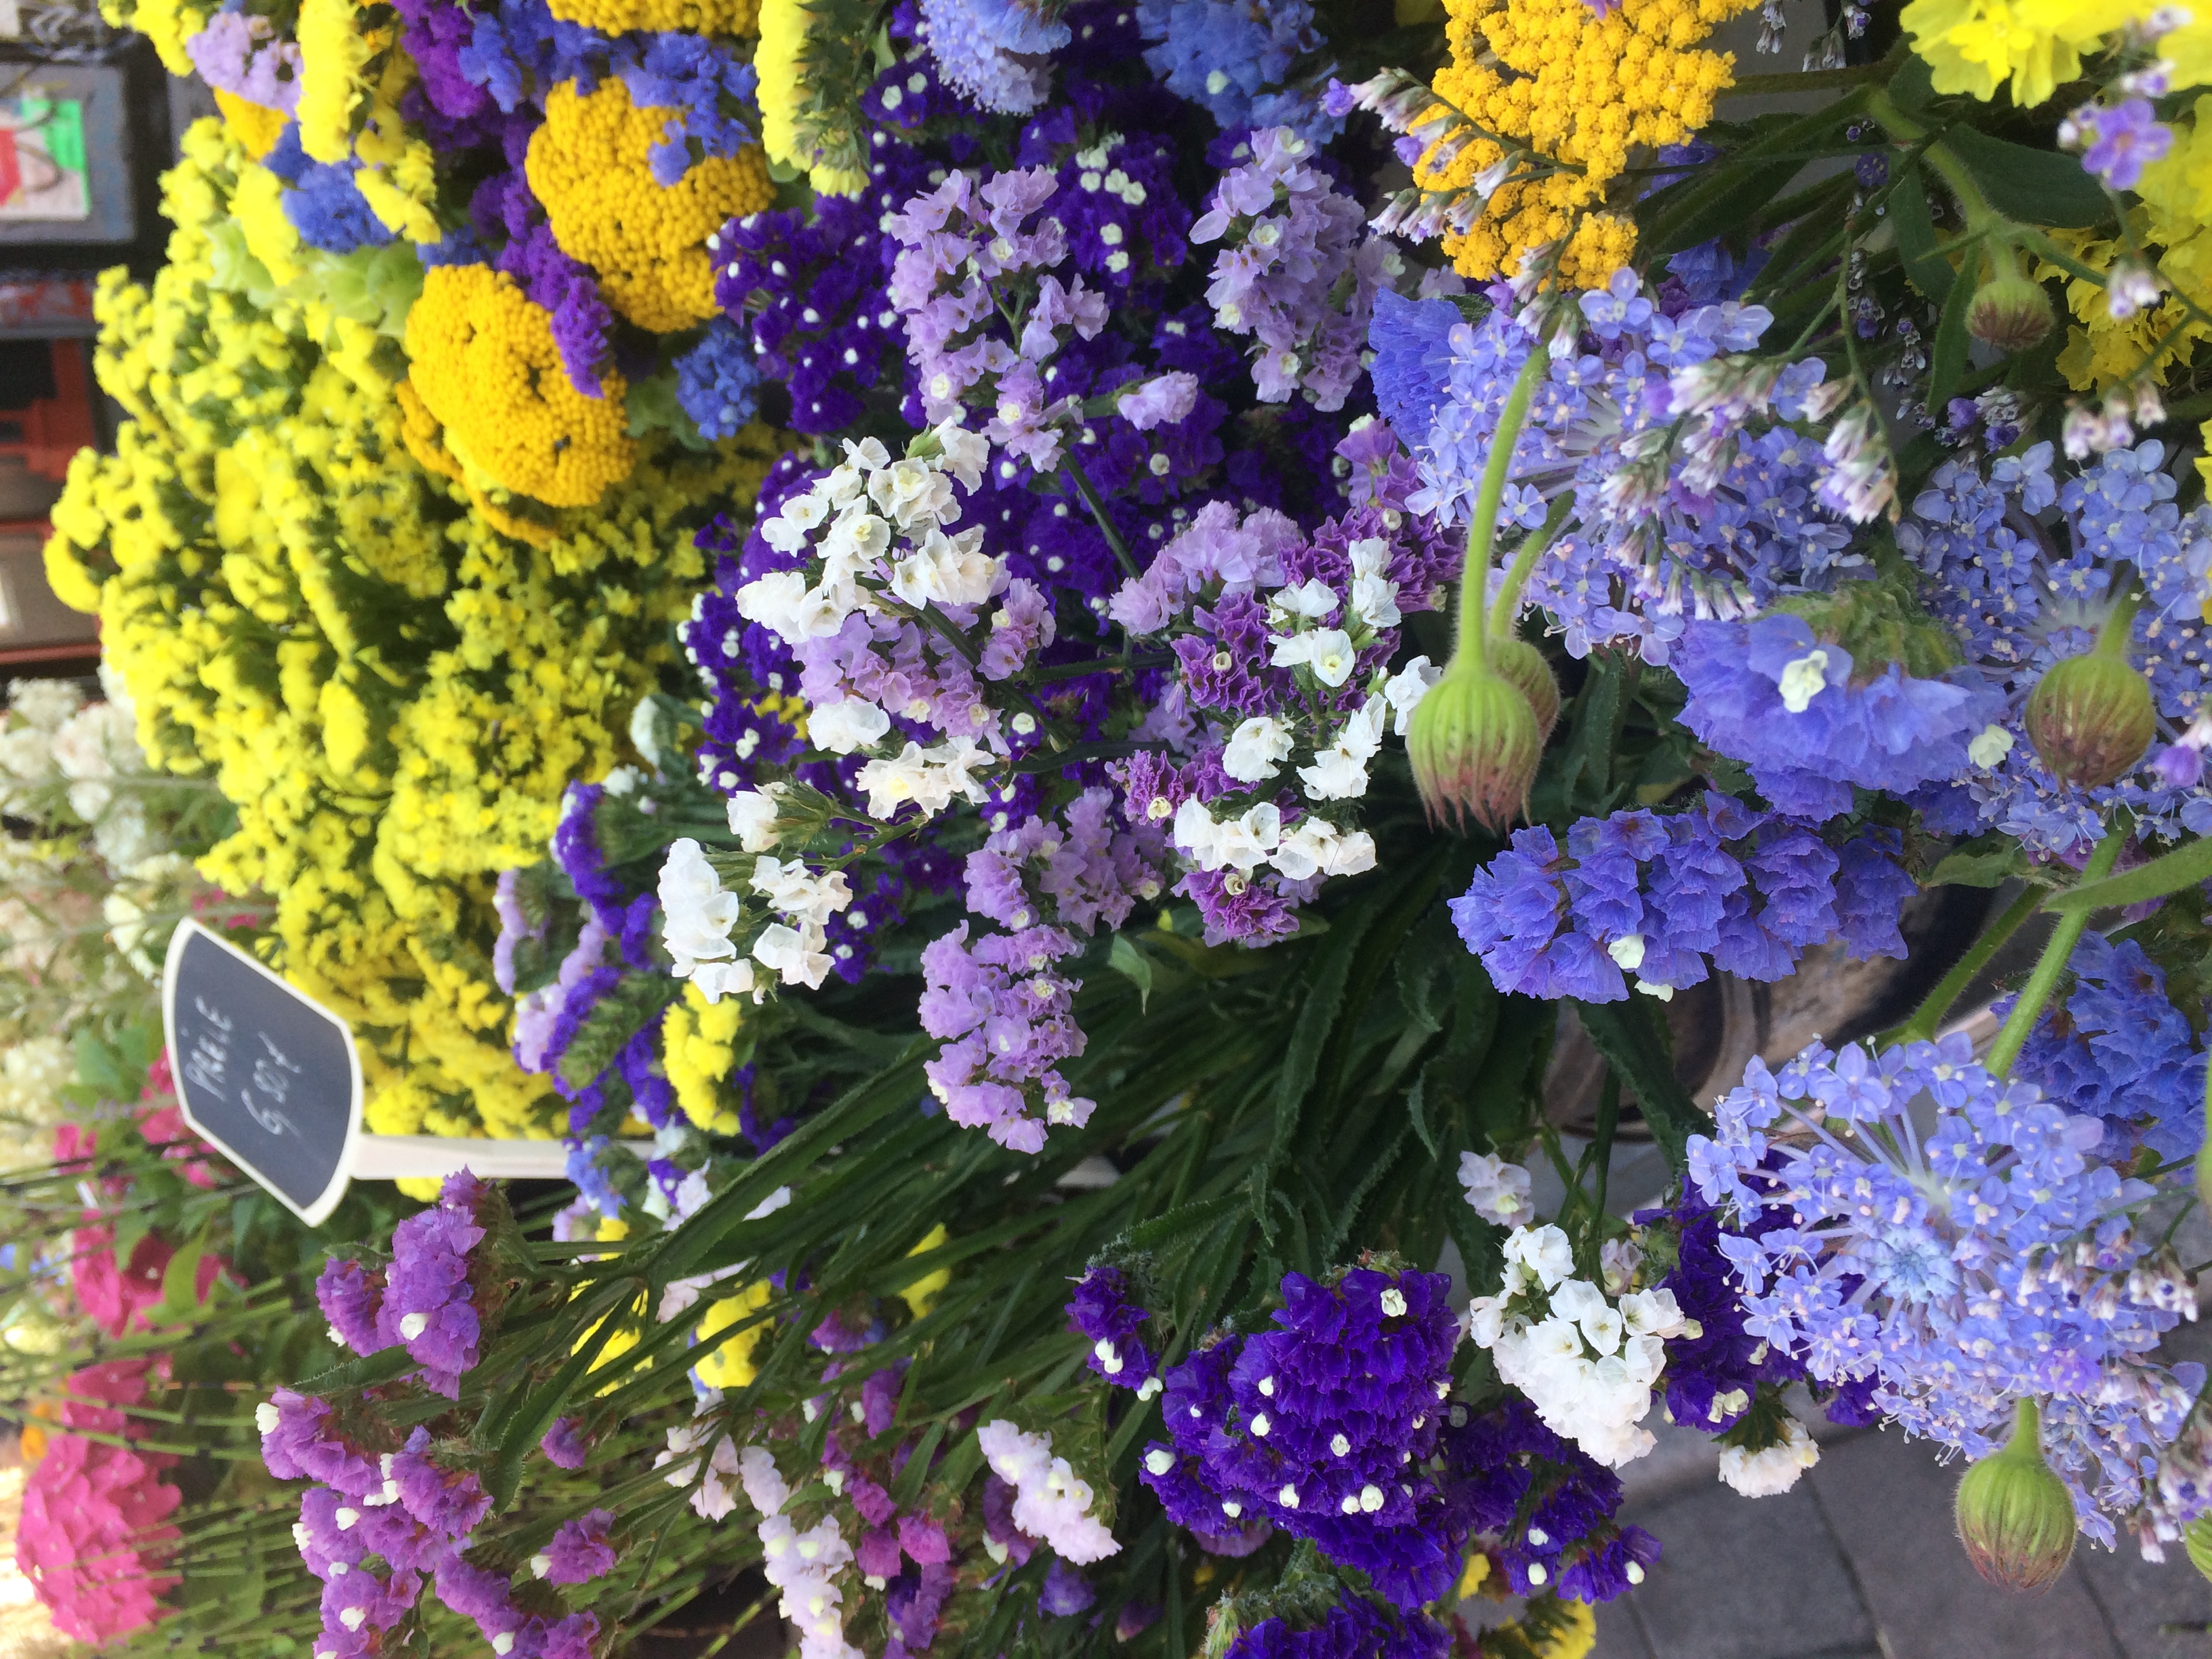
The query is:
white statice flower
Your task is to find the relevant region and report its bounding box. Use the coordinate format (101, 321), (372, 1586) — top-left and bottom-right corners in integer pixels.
(1457, 1150), (1534, 1225)
(1599, 1237), (1643, 1296)
(806, 699), (892, 755)
(1174, 799), (1282, 874)
(725, 786), (785, 852)
(1346, 538), (1402, 630)
(1717, 1418), (1820, 1496)
(1469, 1225), (1695, 1467)
(1382, 658), (1443, 735)
(51, 700), (142, 823)
(754, 922), (834, 990)
(659, 839), (743, 981)
(104, 852), (193, 979)
(1223, 716), (1295, 783)
(7, 680), (82, 733)
(91, 797), (154, 870)
(735, 570), (853, 643)
(1298, 696), (1387, 801)
(1270, 628), (1358, 687)
(1271, 578), (1338, 621)
(657, 1410), (746, 1520)
(738, 1446), (862, 1659)
(853, 738), (994, 821)
(888, 527), (1005, 608)
(0, 727), (53, 795)
(750, 857), (853, 927)
(693, 960), (758, 1004)
(977, 1420), (1121, 1564)
(0, 1037), (73, 1172)
(1271, 817), (1376, 882)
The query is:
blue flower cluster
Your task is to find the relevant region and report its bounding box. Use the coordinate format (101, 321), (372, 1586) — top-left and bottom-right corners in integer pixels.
(619, 32), (759, 185)
(1065, 1266), (1157, 1389)
(918, 0), (1069, 115)
(1221, 1598), (1447, 1659)
(262, 127), (395, 254)
(1689, 1035), (2203, 1545)
(672, 315), (762, 440)
(1139, 1268), (1464, 1608)
(1673, 611), (2006, 821)
(1449, 794), (1914, 1002)
(2011, 932), (2207, 1162)
(1134, 0), (1338, 146)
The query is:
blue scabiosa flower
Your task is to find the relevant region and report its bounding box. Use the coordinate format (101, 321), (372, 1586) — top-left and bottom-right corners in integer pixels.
(673, 316), (762, 440)
(918, 0), (1068, 113)
(1689, 1034), (2205, 1547)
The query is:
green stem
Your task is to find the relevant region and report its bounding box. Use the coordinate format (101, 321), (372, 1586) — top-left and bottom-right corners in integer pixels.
(2095, 582), (2143, 655)
(2003, 1394), (2042, 1457)
(1584, 1072), (1620, 1278)
(1864, 87), (2003, 241)
(1886, 885), (2042, 1047)
(1721, 57), (1901, 97)
(1490, 494), (1574, 640)
(1984, 831), (2123, 1076)
(1454, 349), (1549, 676)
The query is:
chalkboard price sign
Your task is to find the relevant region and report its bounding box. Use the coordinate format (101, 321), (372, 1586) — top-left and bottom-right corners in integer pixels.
(162, 919), (363, 1225)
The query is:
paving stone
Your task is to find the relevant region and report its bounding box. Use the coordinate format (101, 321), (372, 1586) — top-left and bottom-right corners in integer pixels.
(1588, 1599), (1654, 1659)
(1620, 1477), (1875, 1659)
(2073, 1534), (2212, 1659)
(1805, 1429), (2122, 1659)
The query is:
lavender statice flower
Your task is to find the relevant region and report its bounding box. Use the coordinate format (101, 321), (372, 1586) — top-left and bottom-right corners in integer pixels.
(1449, 795), (1914, 1003)
(1139, 1268), (1465, 1609)
(541, 1417), (590, 1469)
(1689, 1034), (2205, 1547)
(2061, 96), (2173, 190)
(917, 0), (1067, 114)
(1065, 1266), (1159, 1391)
(918, 924), (1092, 1153)
(1672, 611), (2007, 820)
(1443, 1396), (1660, 1601)
(533, 1509), (618, 1584)
(674, 316), (762, 441)
(316, 1258), (388, 1355)
(977, 1421), (1121, 1563)
(185, 11), (302, 110)
(1192, 127), (1398, 410)
(379, 1172), (491, 1397)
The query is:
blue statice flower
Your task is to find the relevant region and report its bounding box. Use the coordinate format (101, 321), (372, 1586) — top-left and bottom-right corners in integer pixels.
(917, 0), (1068, 114)
(1689, 1034), (2203, 1547)
(1135, 0), (1339, 147)
(1366, 290), (1458, 443)
(1448, 794), (1912, 1002)
(262, 127), (394, 254)
(1898, 438), (2212, 853)
(672, 316), (762, 440)
(457, 0), (612, 112)
(1673, 611), (2007, 821)
(1139, 1267), (1465, 1608)
(2011, 932), (2207, 1162)
(1443, 1396), (1660, 1602)
(620, 32), (759, 186)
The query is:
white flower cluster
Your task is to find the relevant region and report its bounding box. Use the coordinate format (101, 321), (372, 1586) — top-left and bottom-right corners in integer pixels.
(737, 1446), (862, 1659)
(1717, 1418), (1820, 1497)
(657, 1405), (745, 1520)
(0, 1037), (73, 1172)
(975, 1420), (1121, 1565)
(1467, 1224), (1696, 1468)
(0, 675), (157, 865)
(1456, 1150), (1534, 1226)
(657, 830), (853, 1005)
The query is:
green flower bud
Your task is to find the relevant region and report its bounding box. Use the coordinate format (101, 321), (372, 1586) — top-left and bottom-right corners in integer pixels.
(2024, 651), (2154, 789)
(1954, 1398), (2077, 1593)
(1406, 658), (1542, 834)
(1966, 268), (2055, 355)
(1490, 635), (1561, 747)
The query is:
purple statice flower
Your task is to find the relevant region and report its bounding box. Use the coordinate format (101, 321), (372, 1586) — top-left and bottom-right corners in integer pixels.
(318, 1563), (419, 1657)
(1673, 612), (2007, 821)
(917, 0), (1067, 113)
(1448, 794), (1913, 1002)
(541, 1417), (590, 1469)
(2066, 97), (2173, 190)
(316, 1258), (389, 1356)
(1634, 1184), (1805, 1435)
(1065, 1266), (1157, 1389)
(887, 1559), (958, 1650)
(1443, 1397), (1660, 1601)
(674, 316), (762, 441)
(379, 1172), (489, 1396)
(2011, 932), (2207, 1161)
(1140, 1268), (1464, 1610)
(1135, 0), (1339, 147)
(918, 924), (1092, 1153)
(1690, 1033), (2205, 1547)
(491, 867), (542, 996)
(1038, 1557), (1095, 1616)
(963, 789), (1165, 937)
(1221, 1595), (1448, 1659)
(536, 1509), (618, 1584)
(185, 12), (302, 111)
(257, 1391), (382, 1498)
(1191, 127), (1396, 411)
(619, 33), (759, 185)
(391, 1425), (495, 1538)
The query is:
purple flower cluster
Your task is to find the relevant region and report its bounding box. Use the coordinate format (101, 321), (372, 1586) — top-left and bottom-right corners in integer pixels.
(185, 11), (302, 112)
(1134, 0), (1338, 146)
(918, 924), (1093, 1153)
(1139, 1268), (1465, 1609)
(1222, 1598), (1448, 1659)
(1443, 1397), (1659, 1602)
(313, 1171), (490, 1397)
(1634, 1185), (1805, 1436)
(918, 0), (1068, 114)
(2064, 96), (2172, 190)
(1450, 794), (1914, 1002)
(1065, 1265), (1157, 1389)
(1673, 612), (2005, 821)
(261, 127), (396, 255)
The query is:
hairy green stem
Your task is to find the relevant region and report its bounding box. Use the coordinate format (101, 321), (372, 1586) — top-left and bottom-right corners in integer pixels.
(1887, 884), (2043, 1046)
(1985, 831), (2123, 1076)
(1454, 348), (1549, 675)
(1490, 493), (1574, 640)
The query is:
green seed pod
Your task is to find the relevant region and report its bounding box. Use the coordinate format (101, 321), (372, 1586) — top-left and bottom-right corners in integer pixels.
(1489, 635), (1562, 747)
(1954, 1399), (2078, 1593)
(1406, 659), (1542, 834)
(2024, 651), (2155, 789)
(1966, 269), (2055, 355)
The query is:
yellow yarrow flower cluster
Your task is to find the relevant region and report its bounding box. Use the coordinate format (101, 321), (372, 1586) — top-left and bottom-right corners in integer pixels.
(42, 118), (780, 1147)
(526, 79), (776, 331)
(1422, 0), (1756, 287)
(405, 264), (638, 510)
(548, 0), (759, 35)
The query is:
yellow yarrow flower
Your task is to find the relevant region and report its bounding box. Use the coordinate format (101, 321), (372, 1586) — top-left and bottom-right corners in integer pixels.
(1424, 0), (1755, 287)
(527, 79), (777, 331)
(405, 263), (636, 506)
(548, 0), (759, 33)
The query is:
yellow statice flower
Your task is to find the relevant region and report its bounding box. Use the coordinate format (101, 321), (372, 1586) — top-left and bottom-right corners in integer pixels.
(756, 0), (869, 196)
(900, 1223), (953, 1319)
(694, 1279), (776, 1389)
(404, 263), (636, 508)
(548, 0), (759, 33)
(119, 0), (208, 76)
(295, 0), (394, 163)
(213, 88), (290, 159)
(664, 983), (747, 1133)
(41, 116), (781, 1147)
(526, 79), (776, 331)
(1900, 0), (2212, 106)
(1422, 0), (1756, 287)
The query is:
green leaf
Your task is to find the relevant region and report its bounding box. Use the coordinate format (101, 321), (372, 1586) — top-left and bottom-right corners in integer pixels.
(2043, 835), (2212, 914)
(1886, 54), (1936, 113)
(1107, 933), (1155, 1012)
(556, 971), (683, 1092)
(1941, 127), (2111, 228)
(482, 1287), (632, 1511)
(291, 1344), (422, 1395)
(1926, 260), (1976, 415)
(1406, 1073), (1441, 1163)
(1888, 163), (1954, 305)
(72, 1029), (126, 1100)
(1569, 998), (1706, 1174)
(1928, 841), (2026, 888)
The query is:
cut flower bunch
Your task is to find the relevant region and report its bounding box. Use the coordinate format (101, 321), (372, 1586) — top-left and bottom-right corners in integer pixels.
(23, 0), (2212, 1650)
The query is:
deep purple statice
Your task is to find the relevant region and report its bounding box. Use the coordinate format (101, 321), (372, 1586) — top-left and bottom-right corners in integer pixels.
(378, 1172), (489, 1396)
(2011, 932), (2207, 1161)
(1449, 794), (1914, 1002)
(1673, 612), (2007, 821)
(258, 1390), (382, 1498)
(1222, 1601), (1448, 1659)
(1442, 1397), (1659, 1602)
(1140, 1268), (1465, 1609)
(1635, 1185), (1805, 1435)
(391, 1425), (495, 1538)
(1065, 1265), (1156, 1389)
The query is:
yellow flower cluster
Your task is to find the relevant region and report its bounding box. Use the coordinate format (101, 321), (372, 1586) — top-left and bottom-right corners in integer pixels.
(1902, 0), (2211, 107)
(42, 119), (779, 1147)
(1422, 0), (1756, 287)
(526, 79), (775, 332)
(405, 264), (637, 510)
(548, 0), (758, 34)
(756, 0), (869, 196)
(105, 0), (207, 77)
(213, 88), (289, 160)
(663, 983), (746, 1134)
